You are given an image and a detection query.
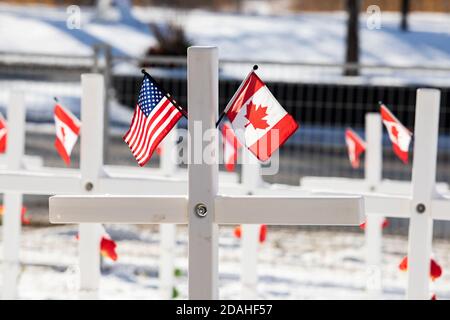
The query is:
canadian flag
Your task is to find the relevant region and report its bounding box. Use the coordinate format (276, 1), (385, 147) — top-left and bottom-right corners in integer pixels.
(380, 104), (412, 164)
(222, 122), (241, 172)
(54, 103), (81, 166)
(345, 128), (366, 169)
(0, 112), (7, 153)
(225, 72), (298, 161)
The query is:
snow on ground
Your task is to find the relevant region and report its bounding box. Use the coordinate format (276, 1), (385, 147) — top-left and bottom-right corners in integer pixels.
(0, 4), (449, 67)
(1, 225), (449, 300)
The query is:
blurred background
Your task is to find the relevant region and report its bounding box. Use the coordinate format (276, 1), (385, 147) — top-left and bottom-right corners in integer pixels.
(0, 0), (449, 299)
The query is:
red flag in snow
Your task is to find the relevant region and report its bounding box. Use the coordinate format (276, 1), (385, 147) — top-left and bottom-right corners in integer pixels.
(0, 112), (7, 153)
(222, 122), (241, 172)
(54, 103), (81, 166)
(380, 104), (412, 164)
(359, 218), (389, 230)
(398, 256), (442, 281)
(75, 229), (118, 262)
(345, 128), (366, 169)
(101, 235), (118, 262)
(233, 224), (268, 244)
(225, 71), (298, 161)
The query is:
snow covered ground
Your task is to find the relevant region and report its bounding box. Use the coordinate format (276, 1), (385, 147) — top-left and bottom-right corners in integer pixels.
(1, 225), (449, 300)
(0, 4), (449, 66)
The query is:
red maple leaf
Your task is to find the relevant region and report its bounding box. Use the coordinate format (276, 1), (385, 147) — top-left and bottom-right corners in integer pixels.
(245, 102), (269, 130)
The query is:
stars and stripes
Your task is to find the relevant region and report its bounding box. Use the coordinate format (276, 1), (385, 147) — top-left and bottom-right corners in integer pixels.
(123, 75), (182, 167)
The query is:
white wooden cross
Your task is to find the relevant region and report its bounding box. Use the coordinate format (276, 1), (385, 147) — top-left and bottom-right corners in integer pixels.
(49, 46), (364, 299)
(300, 111), (449, 298)
(0, 76), (241, 300)
(304, 89), (450, 299)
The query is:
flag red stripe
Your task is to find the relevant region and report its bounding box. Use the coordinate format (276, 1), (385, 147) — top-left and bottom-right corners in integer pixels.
(123, 105), (139, 143)
(226, 72), (265, 122)
(248, 113), (298, 161)
(137, 110), (182, 166)
(127, 107), (145, 147)
(131, 100), (168, 155)
(129, 99), (169, 154)
(54, 104), (80, 135)
(54, 137), (71, 166)
(135, 105), (176, 161)
(380, 104), (412, 135)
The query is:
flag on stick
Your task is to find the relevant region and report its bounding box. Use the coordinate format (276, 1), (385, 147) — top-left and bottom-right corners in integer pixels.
(123, 72), (184, 166)
(223, 69), (298, 161)
(345, 128), (366, 169)
(54, 102), (81, 166)
(380, 103), (412, 164)
(0, 112), (7, 153)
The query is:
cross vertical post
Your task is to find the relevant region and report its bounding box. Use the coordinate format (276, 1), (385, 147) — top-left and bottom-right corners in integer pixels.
(78, 74), (105, 299)
(2, 92), (25, 300)
(187, 46), (219, 300)
(364, 113), (383, 298)
(241, 152), (263, 299)
(406, 89), (440, 299)
(159, 128), (178, 299)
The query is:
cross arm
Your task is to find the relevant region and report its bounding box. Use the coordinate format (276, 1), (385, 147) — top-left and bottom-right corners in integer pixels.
(215, 195), (364, 225)
(301, 177), (369, 192)
(431, 197), (450, 221)
(49, 195), (188, 224)
(0, 169), (81, 194)
(363, 194), (411, 218)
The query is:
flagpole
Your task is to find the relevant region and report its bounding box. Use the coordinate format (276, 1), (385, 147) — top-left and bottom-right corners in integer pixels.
(215, 65), (258, 128)
(141, 69), (188, 119)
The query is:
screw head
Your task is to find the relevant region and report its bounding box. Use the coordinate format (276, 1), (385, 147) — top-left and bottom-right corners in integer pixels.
(85, 182), (94, 191)
(416, 203), (426, 214)
(194, 203), (208, 217)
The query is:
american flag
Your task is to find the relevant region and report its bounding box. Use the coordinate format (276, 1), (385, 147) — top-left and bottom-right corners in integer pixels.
(123, 75), (182, 166)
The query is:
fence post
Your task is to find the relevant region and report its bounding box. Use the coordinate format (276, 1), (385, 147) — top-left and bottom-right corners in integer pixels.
(78, 74), (105, 299)
(187, 46), (219, 299)
(159, 127), (178, 299)
(1, 92), (25, 300)
(406, 89), (440, 299)
(241, 152), (263, 299)
(364, 113), (383, 298)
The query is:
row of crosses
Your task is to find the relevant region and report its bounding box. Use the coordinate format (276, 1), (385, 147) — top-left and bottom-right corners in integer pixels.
(49, 47), (364, 299)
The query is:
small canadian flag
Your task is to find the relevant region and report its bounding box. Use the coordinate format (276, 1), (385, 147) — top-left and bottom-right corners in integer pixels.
(345, 128), (366, 169)
(222, 122), (241, 172)
(380, 103), (412, 164)
(54, 103), (81, 166)
(0, 112), (7, 153)
(225, 71), (298, 161)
